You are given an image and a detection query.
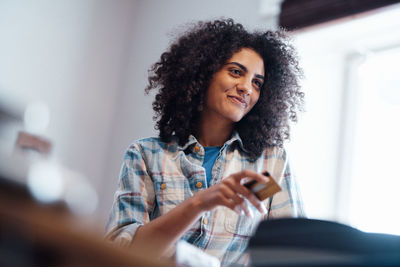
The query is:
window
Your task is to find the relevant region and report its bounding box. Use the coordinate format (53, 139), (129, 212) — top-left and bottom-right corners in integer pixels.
(347, 47), (400, 235)
(288, 4), (400, 235)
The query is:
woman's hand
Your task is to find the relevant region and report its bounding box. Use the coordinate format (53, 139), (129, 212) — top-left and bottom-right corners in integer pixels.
(191, 170), (269, 217)
(129, 170), (268, 257)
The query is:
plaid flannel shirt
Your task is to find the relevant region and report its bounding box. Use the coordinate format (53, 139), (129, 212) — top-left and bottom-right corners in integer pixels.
(105, 132), (305, 266)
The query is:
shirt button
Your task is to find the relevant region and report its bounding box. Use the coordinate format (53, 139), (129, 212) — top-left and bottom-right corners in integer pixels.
(194, 145), (200, 152)
(203, 218), (208, 225)
(196, 181), (203, 188)
(160, 183), (166, 190)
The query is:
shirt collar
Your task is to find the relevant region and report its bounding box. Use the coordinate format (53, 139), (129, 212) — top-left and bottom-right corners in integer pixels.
(228, 131), (249, 153)
(176, 130), (249, 153)
(177, 135), (198, 151)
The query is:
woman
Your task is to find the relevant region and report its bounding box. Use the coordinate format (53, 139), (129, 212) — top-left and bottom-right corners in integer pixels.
(106, 19), (305, 266)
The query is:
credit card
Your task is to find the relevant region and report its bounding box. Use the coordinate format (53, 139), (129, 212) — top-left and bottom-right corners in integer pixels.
(243, 171), (281, 200)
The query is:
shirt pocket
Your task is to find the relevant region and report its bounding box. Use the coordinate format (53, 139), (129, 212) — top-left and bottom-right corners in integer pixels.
(223, 206), (262, 237)
(153, 174), (189, 215)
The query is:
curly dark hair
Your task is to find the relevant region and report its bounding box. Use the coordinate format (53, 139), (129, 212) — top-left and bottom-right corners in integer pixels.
(145, 18), (304, 159)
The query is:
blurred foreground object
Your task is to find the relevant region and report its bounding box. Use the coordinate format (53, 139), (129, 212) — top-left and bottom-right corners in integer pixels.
(249, 218), (400, 266)
(0, 149), (173, 267)
(5, 138), (99, 216)
(13, 115), (98, 215)
(16, 131), (52, 155)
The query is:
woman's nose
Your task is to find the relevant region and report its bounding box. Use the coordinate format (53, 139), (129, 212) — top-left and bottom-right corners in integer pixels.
(236, 78), (252, 95)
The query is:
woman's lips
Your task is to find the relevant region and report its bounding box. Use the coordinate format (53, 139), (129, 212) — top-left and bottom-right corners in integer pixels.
(228, 95), (247, 108)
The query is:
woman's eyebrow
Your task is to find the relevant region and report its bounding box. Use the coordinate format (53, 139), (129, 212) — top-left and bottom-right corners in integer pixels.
(225, 62), (264, 80)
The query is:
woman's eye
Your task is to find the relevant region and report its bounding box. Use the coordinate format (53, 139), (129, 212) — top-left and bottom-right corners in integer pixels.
(253, 79), (263, 89)
(230, 69), (241, 76)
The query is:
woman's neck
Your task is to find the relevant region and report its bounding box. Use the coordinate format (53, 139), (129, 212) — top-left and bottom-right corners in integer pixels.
(196, 115), (234, 147)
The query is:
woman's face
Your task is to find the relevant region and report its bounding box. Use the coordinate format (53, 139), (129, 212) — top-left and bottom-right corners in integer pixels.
(203, 48), (265, 124)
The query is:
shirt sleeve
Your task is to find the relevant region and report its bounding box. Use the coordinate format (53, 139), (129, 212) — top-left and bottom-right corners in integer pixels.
(264, 148), (306, 219)
(105, 143), (155, 246)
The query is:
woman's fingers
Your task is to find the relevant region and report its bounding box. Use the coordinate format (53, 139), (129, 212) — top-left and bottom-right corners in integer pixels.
(203, 170), (269, 216)
(237, 184), (266, 215)
(219, 183), (244, 205)
(218, 183), (253, 217)
(224, 171), (268, 214)
(239, 200), (252, 218)
(231, 169), (269, 184)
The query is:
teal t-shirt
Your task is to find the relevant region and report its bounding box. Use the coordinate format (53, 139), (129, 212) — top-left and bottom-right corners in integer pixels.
(202, 146), (221, 187)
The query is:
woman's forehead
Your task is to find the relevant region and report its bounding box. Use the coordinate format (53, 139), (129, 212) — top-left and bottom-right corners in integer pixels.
(225, 48), (265, 76)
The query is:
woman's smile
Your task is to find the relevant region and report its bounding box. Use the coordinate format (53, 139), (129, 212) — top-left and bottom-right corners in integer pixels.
(227, 95), (248, 108)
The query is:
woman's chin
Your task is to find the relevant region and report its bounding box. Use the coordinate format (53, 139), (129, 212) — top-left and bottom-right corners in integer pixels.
(227, 113), (245, 123)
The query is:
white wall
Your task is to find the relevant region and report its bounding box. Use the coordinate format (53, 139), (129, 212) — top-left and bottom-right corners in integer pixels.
(0, 0), (138, 228)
